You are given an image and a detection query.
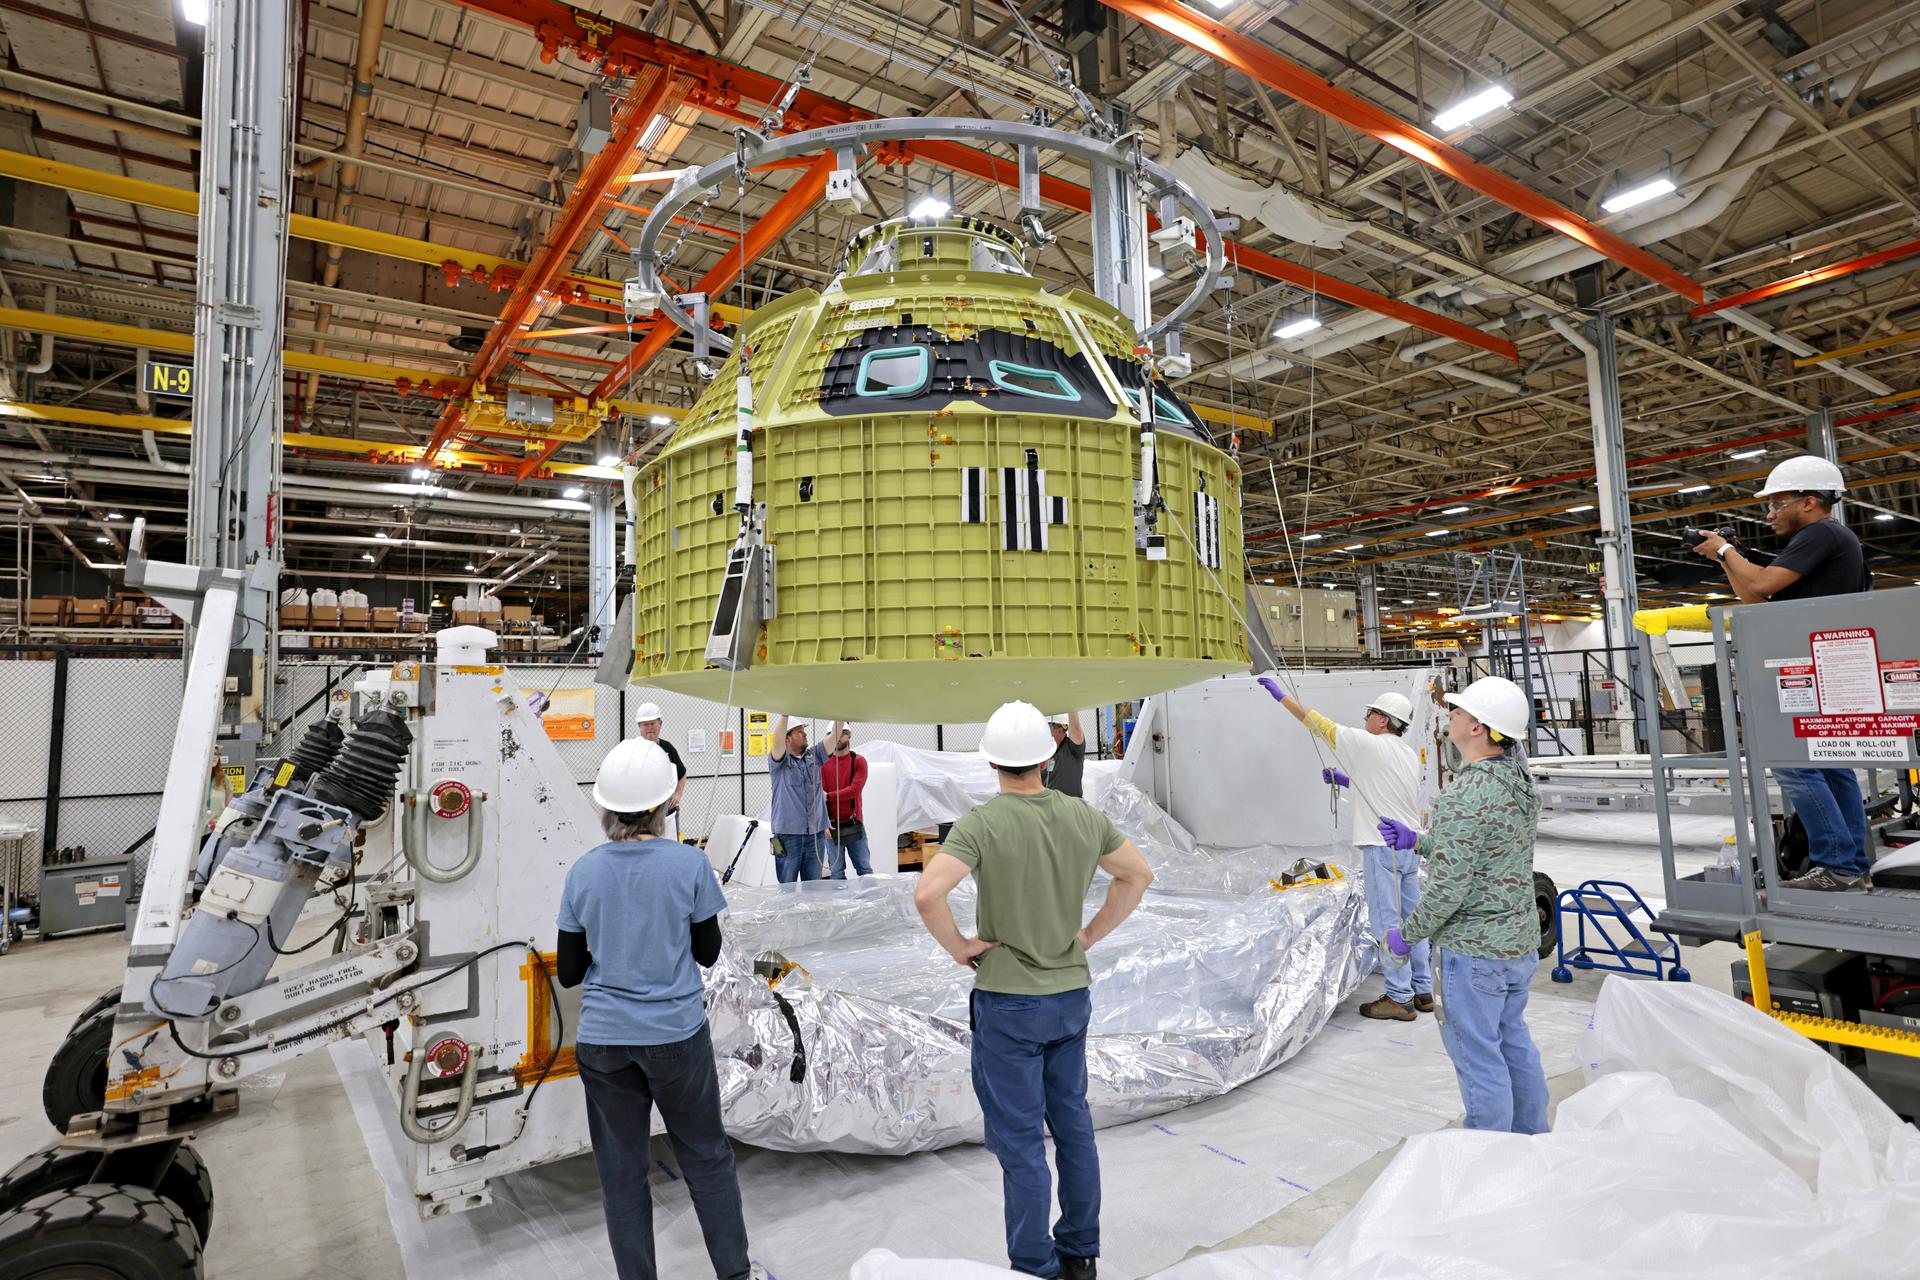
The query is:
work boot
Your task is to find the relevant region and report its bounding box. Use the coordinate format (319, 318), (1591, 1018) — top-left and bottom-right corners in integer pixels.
(1411, 993), (1435, 1014)
(1360, 995), (1416, 1021)
(1779, 866), (1865, 892)
(1059, 1257), (1097, 1280)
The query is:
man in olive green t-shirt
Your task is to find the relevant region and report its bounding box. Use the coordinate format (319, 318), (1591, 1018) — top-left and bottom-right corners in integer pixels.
(915, 701), (1155, 1280)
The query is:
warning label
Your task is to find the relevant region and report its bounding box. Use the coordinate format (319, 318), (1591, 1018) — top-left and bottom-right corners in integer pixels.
(1883, 660), (1920, 712)
(1808, 738), (1915, 763)
(1810, 628), (1884, 715)
(1775, 662), (1817, 714)
(1792, 714), (1920, 738)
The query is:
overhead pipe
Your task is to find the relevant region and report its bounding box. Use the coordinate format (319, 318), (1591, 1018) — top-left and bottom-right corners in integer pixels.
(0, 87), (199, 152)
(306, 0), (392, 419)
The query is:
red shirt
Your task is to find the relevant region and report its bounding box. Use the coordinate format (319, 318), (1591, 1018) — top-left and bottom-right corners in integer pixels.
(821, 751), (866, 822)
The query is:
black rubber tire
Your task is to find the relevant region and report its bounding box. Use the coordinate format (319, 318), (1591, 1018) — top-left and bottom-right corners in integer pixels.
(1534, 870), (1559, 960)
(43, 1007), (112, 1134)
(0, 1146), (95, 1217)
(68, 987), (124, 1037)
(156, 1146), (212, 1247)
(0, 1145), (210, 1246)
(0, 1183), (200, 1279)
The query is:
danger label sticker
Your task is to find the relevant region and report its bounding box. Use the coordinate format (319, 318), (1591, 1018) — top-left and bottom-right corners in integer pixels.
(1883, 660), (1920, 712)
(1808, 737), (1915, 763)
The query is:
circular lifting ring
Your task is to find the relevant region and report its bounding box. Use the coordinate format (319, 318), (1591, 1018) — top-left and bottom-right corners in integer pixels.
(632, 117), (1228, 351)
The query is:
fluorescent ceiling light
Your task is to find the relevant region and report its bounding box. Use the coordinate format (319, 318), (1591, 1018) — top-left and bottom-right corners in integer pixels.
(637, 114), (672, 152)
(1340, 543), (1364, 551)
(649, 414), (673, 427)
(1427, 591), (1441, 597)
(1399, 598), (1413, 604)
(597, 454), (620, 467)
(562, 486), (585, 500)
(1602, 176), (1676, 213)
(1432, 84), (1513, 132)
(465, 562), (476, 571)
(361, 551), (374, 561)
(1301, 533), (1324, 542)
(180, 0), (207, 24)
(375, 529), (389, 540)
(908, 196), (950, 219)
(1442, 505), (1470, 514)
(1566, 504), (1596, 513)
(1730, 448), (1767, 459)
(95, 535), (108, 544)
(1678, 484), (1711, 494)
(410, 467), (433, 481)
(1874, 512), (1895, 521)
(108, 511), (123, 519)
(1425, 529), (1449, 537)
(1273, 316), (1322, 340)
(621, 166), (691, 185)
(1262, 577), (1275, 584)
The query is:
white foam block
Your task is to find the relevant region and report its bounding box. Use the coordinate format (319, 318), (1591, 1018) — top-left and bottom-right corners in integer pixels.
(866, 760), (899, 875)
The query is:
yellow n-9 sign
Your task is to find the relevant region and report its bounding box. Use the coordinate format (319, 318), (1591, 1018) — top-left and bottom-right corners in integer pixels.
(141, 361), (193, 398)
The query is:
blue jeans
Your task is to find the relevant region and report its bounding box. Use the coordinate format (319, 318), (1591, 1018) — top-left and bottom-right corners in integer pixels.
(971, 988), (1100, 1277)
(1435, 949), (1549, 1134)
(1362, 844), (1431, 1001)
(575, 1025), (751, 1280)
(1775, 767), (1870, 877)
(774, 832), (822, 883)
(826, 833), (871, 878)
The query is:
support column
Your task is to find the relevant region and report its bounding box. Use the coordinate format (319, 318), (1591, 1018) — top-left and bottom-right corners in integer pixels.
(1582, 315), (1645, 754)
(187, 0), (291, 747)
(587, 485), (616, 656)
(1806, 407), (1843, 524)
(1087, 128), (1149, 334)
(1357, 570), (1382, 658)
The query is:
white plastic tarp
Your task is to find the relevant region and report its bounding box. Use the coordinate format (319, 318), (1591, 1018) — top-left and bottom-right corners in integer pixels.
(860, 979), (1920, 1279)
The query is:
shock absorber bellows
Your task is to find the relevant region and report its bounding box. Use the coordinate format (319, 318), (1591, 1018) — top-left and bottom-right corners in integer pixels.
(282, 718), (347, 786)
(312, 709), (412, 822)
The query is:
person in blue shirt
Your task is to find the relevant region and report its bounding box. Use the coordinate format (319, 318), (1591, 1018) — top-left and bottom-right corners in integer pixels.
(559, 737), (754, 1280)
(766, 713), (842, 882)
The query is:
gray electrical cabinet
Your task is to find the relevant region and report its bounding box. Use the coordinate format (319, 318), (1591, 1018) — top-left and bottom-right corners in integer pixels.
(38, 857), (131, 937)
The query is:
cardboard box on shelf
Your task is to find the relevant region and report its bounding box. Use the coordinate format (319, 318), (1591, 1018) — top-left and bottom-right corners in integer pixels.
(69, 599), (108, 625)
(309, 605), (342, 629)
(502, 605), (533, 625)
(341, 606), (371, 629)
(279, 604), (310, 629)
(373, 607), (399, 628)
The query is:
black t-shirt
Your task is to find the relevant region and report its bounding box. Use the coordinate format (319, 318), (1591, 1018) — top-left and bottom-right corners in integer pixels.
(1764, 519), (1870, 601)
(657, 738), (687, 779)
(1045, 736), (1086, 798)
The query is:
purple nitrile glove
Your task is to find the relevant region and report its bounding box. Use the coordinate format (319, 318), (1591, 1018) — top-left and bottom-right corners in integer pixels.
(1322, 767), (1351, 788)
(1385, 927), (1411, 958)
(1257, 676), (1288, 704)
(1377, 817), (1418, 851)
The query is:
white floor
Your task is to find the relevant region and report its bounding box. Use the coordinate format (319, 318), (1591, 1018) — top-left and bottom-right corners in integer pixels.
(0, 824), (1733, 1278)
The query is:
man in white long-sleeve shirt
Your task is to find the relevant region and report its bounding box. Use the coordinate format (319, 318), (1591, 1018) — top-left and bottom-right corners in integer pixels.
(1258, 678), (1430, 1020)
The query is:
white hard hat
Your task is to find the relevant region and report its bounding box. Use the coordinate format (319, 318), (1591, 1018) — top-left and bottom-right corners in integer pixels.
(1366, 692), (1413, 723)
(633, 700), (663, 726)
(1048, 713), (1070, 726)
(980, 700), (1058, 768)
(592, 738), (678, 812)
(1755, 454), (1845, 498)
(1444, 675), (1530, 742)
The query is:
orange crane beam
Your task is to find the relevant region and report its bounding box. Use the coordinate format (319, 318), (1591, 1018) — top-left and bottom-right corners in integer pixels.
(1097, 0), (1704, 303)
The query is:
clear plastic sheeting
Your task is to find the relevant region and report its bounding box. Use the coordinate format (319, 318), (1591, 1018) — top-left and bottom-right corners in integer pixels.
(1153, 978), (1920, 1279)
(703, 775), (1373, 1153)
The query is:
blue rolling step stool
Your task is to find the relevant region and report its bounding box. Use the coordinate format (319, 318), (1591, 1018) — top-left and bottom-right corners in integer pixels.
(1550, 879), (1690, 983)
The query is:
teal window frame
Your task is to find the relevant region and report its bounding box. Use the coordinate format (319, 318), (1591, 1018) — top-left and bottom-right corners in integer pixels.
(1121, 386), (1193, 426)
(988, 360), (1081, 402)
(856, 346), (930, 397)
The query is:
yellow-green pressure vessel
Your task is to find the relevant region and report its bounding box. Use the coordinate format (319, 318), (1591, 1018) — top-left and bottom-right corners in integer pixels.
(624, 217), (1247, 723)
